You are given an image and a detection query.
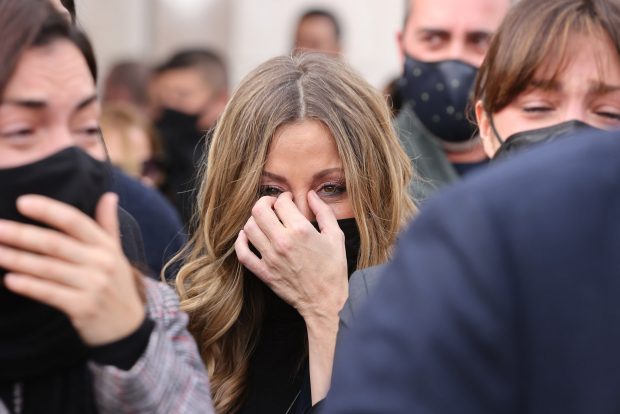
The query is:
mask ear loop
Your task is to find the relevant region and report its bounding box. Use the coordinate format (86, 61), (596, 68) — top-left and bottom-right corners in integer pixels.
(488, 113), (505, 145)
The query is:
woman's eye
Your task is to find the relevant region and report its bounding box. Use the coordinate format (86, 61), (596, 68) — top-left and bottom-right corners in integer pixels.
(595, 111), (620, 121)
(1, 128), (34, 138)
(258, 186), (283, 197)
(318, 183), (346, 197)
(76, 126), (101, 137)
(522, 106), (552, 113)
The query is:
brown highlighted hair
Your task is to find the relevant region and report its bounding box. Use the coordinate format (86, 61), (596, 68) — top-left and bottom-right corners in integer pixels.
(474, 0), (620, 114)
(174, 53), (416, 413)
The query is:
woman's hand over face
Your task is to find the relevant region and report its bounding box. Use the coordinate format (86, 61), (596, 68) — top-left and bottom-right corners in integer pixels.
(235, 191), (348, 323)
(0, 193), (145, 346)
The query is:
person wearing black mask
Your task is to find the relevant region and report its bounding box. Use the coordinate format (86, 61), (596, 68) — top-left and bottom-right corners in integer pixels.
(474, 0), (620, 160)
(396, 0), (510, 201)
(0, 2), (213, 413)
(173, 54), (416, 414)
(151, 49), (229, 225)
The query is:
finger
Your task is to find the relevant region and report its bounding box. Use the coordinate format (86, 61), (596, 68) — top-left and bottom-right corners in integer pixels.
(0, 219), (96, 265)
(251, 196), (283, 241)
(235, 230), (270, 282)
(308, 190), (341, 235)
(16, 195), (110, 247)
(4, 273), (83, 316)
(243, 217), (271, 256)
(273, 192), (314, 230)
(96, 193), (121, 248)
(0, 245), (90, 289)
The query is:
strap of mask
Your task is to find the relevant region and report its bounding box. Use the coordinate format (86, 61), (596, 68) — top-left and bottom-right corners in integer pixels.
(488, 113), (505, 144)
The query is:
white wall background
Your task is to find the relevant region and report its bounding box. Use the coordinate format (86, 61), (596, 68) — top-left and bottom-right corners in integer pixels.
(76, 0), (405, 90)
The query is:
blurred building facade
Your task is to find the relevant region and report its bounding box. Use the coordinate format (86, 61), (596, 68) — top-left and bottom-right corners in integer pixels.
(76, 0), (403, 89)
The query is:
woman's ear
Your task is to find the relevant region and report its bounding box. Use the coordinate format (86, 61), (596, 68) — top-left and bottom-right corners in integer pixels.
(475, 101), (498, 159)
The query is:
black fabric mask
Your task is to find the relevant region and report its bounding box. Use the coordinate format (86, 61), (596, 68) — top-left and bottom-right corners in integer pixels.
(0, 147), (107, 380)
(156, 107), (206, 225)
(491, 118), (604, 160)
(335, 218), (360, 277)
(399, 55), (478, 145)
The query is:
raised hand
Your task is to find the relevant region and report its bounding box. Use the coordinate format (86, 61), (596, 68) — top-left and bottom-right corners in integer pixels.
(0, 193), (145, 346)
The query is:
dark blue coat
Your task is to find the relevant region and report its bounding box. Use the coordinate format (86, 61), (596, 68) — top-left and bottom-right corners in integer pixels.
(112, 168), (186, 278)
(325, 132), (620, 414)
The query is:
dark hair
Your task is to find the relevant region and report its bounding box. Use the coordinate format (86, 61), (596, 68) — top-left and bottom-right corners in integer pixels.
(474, 0), (620, 114)
(104, 60), (151, 107)
(0, 0), (96, 99)
(298, 8), (342, 41)
(154, 48), (228, 93)
(60, 0), (76, 21)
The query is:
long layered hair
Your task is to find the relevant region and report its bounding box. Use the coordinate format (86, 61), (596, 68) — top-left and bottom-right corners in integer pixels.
(175, 53), (416, 413)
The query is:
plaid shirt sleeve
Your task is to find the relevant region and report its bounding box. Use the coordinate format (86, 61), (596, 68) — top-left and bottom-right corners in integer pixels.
(89, 279), (214, 414)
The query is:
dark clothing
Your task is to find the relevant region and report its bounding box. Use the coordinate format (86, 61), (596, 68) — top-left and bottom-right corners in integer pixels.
(325, 132), (620, 414)
(452, 159), (488, 176)
(395, 104), (459, 201)
(237, 283), (310, 414)
(112, 168), (186, 278)
(155, 109), (207, 226)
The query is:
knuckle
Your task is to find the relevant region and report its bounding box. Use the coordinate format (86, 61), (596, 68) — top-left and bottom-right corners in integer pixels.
(290, 223), (310, 237)
(251, 202), (264, 217)
(272, 236), (292, 255)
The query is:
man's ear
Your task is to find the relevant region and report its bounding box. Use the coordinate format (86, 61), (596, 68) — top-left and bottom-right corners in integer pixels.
(475, 101), (498, 158)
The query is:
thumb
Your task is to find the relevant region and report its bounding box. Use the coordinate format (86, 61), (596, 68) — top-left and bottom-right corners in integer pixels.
(96, 192), (120, 245)
(307, 190), (340, 236)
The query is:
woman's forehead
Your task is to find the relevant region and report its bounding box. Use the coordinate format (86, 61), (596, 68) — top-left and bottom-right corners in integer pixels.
(3, 40), (95, 104)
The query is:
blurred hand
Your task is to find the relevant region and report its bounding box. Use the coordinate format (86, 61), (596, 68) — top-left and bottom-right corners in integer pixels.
(235, 191), (348, 323)
(0, 193), (145, 346)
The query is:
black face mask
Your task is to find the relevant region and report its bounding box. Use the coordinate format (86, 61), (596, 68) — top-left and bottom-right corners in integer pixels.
(491, 118), (605, 160)
(399, 55), (478, 145)
(0, 146), (109, 381)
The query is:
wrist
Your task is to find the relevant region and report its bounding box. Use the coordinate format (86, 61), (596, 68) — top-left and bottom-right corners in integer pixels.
(304, 311), (341, 336)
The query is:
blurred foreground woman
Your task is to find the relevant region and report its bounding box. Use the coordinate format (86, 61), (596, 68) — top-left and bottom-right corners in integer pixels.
(0, 1), (212, 413)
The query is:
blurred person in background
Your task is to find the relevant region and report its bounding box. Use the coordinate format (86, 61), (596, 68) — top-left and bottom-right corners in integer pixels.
(0, 2), (212, 412)
(102, 60), (152, 116)
(88, 103), (186, 278)
(396, 0), (510, 200)
(293, 9), (342, 57)
(51, 0), (186, 278)
(473, 0), (620, 159)
(175, 53), (415, 414)
(100, 103), (165, 188)
(152, 48), (229, 226)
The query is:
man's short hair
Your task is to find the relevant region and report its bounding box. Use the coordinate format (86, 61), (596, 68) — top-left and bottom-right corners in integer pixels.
(298, 8), (342, 41)
(155, 48), (228, 93)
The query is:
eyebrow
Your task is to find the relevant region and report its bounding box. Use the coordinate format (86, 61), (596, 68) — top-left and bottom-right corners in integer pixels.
(2, 94), (98, 112)
(262, 167), (344, 183)
(416, 28), (493, 38)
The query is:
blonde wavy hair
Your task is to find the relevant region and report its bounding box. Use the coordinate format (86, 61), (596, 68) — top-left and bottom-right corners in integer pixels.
(175, 53), (416, 413)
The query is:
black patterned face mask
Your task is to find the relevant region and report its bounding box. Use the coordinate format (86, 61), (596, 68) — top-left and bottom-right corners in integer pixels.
(399, 55), (478, 145)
